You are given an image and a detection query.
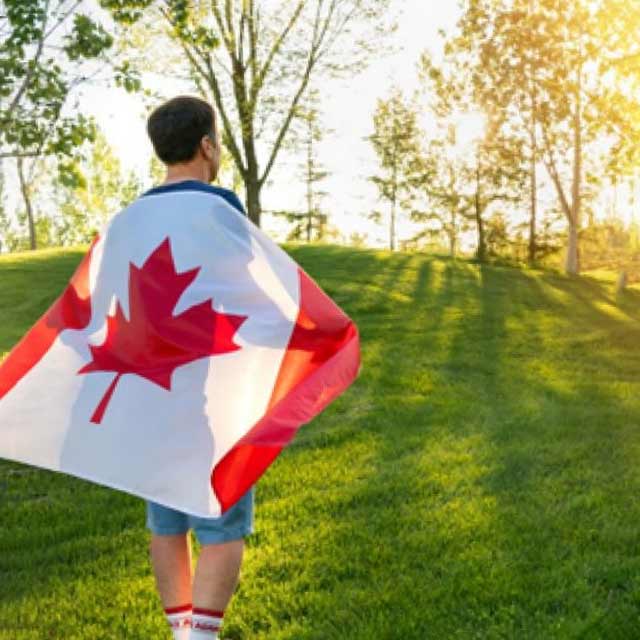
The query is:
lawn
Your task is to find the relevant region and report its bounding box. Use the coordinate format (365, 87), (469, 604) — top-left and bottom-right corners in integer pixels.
(1, 245), (640, 639)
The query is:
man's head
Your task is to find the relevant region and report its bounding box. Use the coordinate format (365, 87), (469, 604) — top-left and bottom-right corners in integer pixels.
(147, 95), (221, 183)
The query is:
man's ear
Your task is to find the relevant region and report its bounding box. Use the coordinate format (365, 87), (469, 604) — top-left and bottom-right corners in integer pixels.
(201, 135), (213, 160)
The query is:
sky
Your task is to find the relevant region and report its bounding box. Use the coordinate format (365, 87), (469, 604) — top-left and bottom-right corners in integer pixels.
(77, 1), (462, 245)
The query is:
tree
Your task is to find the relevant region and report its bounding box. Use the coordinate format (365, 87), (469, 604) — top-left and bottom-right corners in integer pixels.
(273, 88), (330, 242)
(0, 0), (116, 161)
(418, 54), (527, 262)
(0, 156), (60, 251)
(469, 124), (527, 262)
(454, 0), (544, 264)
(454, 0), (640, 274)
(368, 91), (422, 251)
(0, 0), (142, 249)
(0, 160), (12, 253)
(409, 125), (470, 257)
(105, 0), (394, 227)
(55, 129), (142, 246)
(298, 90), (330, 243)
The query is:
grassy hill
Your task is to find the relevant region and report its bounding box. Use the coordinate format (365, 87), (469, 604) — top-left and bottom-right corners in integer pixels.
(1, 245), (640, 639)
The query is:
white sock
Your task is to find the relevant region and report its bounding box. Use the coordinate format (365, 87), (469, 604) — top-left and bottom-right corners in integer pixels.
(190, 607), (224, 639)
(164, 603), (192, 640)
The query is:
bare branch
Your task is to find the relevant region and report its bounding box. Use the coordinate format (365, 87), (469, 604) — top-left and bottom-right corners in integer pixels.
(0, 150), (42, 160)
(540, 122), (572, 221)
(211, 0), (235, 61)
(158, 5), (246, 176)
(224, 0), (239, 61)
(203, 54), (247, 177)
(43, 0), (83, 41)
(246, 0), (259, 86)
(251, 1), (305, 105)
(259, 0), (334, 185)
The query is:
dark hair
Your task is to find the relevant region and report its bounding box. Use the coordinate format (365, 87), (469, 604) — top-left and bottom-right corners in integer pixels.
(147, 95), (216, 165)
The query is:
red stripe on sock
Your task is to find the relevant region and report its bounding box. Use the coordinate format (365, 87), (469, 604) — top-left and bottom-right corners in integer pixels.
(164, 603), (192, 615)
(192, 607), (224, 618)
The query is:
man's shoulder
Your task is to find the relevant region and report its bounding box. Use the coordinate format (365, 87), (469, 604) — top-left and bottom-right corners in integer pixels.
(208, 185), (245, 215)
(140, 180), (246, 216)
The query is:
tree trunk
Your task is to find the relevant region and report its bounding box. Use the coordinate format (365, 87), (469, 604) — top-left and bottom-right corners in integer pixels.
(17, 158), (36, 250)
(475, 203), (486, 261)
(528, 110), (537, 264)
(449, 207), (457, 257)
(528, 162), (537, 263)
(475, 164), (486, 262)
(565, 220), (579, 274)
(390, 156), (397, 251)
(245, 177), (262, 227)
(306, 131), (313, 243)
(566, 63), (583, 275)
(526, 6), (538, 265)
(390, 198), (397, 251)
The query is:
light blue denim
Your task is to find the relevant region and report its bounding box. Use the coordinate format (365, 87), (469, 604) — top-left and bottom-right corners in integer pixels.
(145, 486), (255, 545)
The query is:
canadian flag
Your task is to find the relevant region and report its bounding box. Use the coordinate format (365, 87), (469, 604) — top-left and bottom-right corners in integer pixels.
(0, 188), (360, 516)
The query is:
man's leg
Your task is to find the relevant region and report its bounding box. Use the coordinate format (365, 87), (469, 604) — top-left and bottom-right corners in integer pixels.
(192, 539), (245, 609)
(188, 488), (254, 638)
(146, 502), (194, 639)
(149, 532), (193, 606)
(189, 539), (244, 638)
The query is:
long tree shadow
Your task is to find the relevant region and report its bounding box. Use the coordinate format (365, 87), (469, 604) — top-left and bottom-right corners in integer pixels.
(4, 249), (640, 639)
(0, 245), (425, 639)
(433, 263), (640, 638)
(475, 267), (640, 639)
(230, 255), (491, 639)
(231, 257), (640, 640)
(0, 250), (168, 635)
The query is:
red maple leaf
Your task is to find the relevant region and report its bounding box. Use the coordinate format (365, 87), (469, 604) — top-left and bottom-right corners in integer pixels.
(78, 237), (247, 424)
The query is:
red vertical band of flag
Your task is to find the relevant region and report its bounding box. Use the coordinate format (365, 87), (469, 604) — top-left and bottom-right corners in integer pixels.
(0, 239), (98, 400)
(211, 267), (360, 512)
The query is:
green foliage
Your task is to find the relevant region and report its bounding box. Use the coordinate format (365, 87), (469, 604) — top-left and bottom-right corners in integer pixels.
(368, 90), (423, 250)
(113, 61), (143, 93)
(3, 247), (640, 637)
(55, 130), (142, 245)
(0, 0), (116, 160)
(147, 154), (165, 189)
(277, 89), (333, 243)
(99, 0), (155, 25)
(272, 209), (332, 243)
(105, 0), (395, 226)
(452, 0), (640, 272)
(63, 14), (113, 61)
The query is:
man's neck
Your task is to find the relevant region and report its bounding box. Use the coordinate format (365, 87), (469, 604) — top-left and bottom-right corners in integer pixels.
(163, 163), (211, 186)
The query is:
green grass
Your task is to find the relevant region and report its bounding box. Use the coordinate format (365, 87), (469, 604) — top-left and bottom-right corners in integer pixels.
(2, 245), (640, 639)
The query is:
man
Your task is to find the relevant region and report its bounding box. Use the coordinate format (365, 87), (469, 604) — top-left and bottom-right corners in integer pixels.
(143, 95), (254, 640)
(0, 91), (359, 638)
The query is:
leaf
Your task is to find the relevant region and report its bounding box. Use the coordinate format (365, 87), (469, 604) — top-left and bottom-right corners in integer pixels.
(78, 237), (247, 424)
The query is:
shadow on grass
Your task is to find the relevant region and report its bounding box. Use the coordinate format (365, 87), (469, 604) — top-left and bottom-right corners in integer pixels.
(3, 248), (640, 639)
(233, 254), (640, 640)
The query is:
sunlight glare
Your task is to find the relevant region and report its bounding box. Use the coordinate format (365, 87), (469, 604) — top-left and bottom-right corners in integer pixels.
(453, 110), (487, 149)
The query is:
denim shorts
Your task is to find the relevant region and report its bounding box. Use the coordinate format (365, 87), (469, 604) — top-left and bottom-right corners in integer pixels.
(145, 486), (255, 545)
